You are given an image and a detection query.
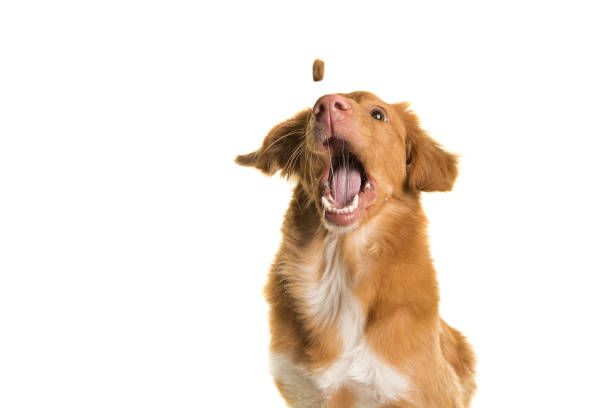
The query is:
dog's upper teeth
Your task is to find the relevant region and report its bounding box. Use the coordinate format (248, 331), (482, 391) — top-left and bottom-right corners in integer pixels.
(365, 182), (371, 190)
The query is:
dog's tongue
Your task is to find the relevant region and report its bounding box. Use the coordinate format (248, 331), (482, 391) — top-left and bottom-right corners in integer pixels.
(331, 166), (361, 205)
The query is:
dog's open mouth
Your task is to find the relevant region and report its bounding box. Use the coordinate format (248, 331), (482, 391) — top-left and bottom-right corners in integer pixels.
(320, 138), (376, 228)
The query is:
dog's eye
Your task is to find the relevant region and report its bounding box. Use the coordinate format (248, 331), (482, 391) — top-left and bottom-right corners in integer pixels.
(370, 109), (386, 122)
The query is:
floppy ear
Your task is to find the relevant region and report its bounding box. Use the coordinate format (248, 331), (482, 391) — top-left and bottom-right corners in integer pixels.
(235, 109), (310, 178)
(403, 109), (458, 192)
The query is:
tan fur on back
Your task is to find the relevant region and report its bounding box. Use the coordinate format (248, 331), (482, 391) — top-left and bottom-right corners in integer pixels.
(237, 91), (476, 407)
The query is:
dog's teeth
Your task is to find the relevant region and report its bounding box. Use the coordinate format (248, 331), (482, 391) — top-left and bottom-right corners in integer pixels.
(365, 182), (371, 190)
(322, 194), (359, 215)
(322, 196), (333, 211)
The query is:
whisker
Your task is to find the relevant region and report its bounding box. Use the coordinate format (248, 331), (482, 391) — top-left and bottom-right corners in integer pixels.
(259, 129), (304, 157)
(327, 139), (334, 199)
(285, 142), (305, 177)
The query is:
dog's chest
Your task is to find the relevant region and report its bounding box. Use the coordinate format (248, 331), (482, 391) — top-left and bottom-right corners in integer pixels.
(297, 235), (409, 404)
(303, 235), (364, 350)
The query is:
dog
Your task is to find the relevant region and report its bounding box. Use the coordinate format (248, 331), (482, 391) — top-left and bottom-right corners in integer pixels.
(236, 91), (476, 407)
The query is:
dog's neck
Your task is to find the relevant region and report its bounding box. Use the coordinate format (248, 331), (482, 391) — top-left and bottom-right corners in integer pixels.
(283, 185), (440, 320)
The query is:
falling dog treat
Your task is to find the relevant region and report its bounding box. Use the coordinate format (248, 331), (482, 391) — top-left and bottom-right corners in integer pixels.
(312, 59), (324, 82)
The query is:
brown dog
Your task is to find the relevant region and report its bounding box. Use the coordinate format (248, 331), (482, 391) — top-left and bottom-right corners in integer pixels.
(236, 91), (476, 407)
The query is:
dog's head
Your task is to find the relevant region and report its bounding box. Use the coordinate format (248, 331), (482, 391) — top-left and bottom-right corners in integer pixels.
(236, 91), (457, 232)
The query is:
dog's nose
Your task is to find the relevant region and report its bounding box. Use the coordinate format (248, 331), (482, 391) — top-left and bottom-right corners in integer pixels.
(313, 94), (352, 126)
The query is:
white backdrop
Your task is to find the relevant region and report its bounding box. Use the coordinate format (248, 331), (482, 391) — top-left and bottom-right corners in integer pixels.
(1, 1), (611, 407)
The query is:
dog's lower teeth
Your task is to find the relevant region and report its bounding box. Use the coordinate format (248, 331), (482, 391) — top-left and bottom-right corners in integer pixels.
(321, 194), (359, 214)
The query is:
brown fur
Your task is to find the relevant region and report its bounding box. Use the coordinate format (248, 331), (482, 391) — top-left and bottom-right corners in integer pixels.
(237, 91), (476, 407)
(326, 387), (355, 407)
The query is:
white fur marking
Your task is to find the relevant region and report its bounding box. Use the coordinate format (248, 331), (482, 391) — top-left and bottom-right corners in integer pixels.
(300, 233), (411, 404)
(269, 352), (321, 408)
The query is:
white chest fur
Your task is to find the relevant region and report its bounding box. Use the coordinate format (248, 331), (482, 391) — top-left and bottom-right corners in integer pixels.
(271, 234), (410, 406)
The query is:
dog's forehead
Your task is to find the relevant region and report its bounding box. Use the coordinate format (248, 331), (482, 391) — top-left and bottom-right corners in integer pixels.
(339, 91), (386, 106)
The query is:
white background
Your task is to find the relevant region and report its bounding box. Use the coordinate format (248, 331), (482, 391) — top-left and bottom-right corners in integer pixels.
(1, 1), (611, 407)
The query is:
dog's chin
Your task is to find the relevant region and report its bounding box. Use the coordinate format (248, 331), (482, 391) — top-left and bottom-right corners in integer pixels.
(321, 210), (361, 233)
(322, 217), (360, 233)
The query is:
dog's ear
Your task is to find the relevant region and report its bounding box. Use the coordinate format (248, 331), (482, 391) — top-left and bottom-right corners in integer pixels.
(235, 109), (311, 178)
(401, 108), (458, 192)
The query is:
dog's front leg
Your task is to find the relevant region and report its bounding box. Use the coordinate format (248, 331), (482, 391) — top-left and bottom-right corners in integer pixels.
(367, 314), (467, 408)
